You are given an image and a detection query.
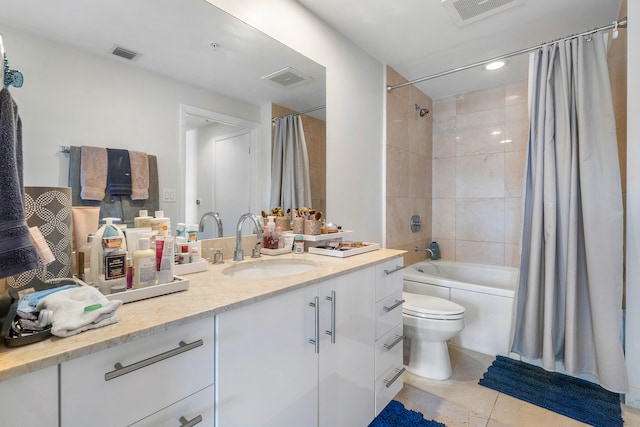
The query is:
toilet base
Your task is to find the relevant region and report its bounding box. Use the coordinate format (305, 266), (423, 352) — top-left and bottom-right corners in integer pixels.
(405, 338), (452, 380)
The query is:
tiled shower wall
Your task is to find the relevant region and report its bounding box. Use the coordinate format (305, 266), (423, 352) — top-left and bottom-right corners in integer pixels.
(431, 81), (528, 267)
(386, 66), (433, 266)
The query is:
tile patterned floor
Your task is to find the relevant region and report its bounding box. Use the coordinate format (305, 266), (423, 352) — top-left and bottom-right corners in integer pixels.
(394, 344), (640, 427)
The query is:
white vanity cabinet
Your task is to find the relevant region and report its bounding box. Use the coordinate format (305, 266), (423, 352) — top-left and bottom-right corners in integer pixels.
(0, 365), (58, 427)
(60, 316), (215, 427)
(373, 257), (405, 415)
(216, 266), (375, 427)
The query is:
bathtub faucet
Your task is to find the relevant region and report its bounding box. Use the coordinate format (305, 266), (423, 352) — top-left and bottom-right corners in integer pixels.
(415, 246), (434, 257)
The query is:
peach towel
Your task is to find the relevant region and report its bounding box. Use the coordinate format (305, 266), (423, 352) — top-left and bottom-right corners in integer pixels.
(80, 146), (107, 200)
(129, 150), (149, 200)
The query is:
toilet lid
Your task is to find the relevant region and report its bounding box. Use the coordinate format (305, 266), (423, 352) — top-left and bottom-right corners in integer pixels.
(402, 292), (465, 320)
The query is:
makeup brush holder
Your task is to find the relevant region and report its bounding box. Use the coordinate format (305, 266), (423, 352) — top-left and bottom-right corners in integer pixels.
(293, 217), (305, 234)
(304, 220), (321, 235)
(275, 217), (291, 231)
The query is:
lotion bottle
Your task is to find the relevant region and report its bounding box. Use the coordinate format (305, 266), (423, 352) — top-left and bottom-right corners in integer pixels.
(133, 237), (157, 288)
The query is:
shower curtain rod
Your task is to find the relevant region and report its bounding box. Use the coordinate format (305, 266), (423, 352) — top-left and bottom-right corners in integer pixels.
(387, 17), (628, 92)
(272, 105), (325, 122)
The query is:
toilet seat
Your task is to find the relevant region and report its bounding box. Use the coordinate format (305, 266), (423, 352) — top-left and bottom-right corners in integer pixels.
(402, 292), (465, 320)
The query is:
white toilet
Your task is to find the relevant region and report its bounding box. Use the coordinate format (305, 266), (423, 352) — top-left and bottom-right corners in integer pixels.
(402, 291), (465, 380)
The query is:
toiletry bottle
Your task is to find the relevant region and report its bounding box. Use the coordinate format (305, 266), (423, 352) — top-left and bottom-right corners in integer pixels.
(190, 244), (201, 263)
(77, 234), (93, 282)
(151, 210), (171, 240)
(429, 241), (440, 260)
(294, 235), (304, 254)
(276, 226), (284, 249)
(134, 209), (153, 228)
(126, 257), (133, 289)
(186, 224), (198, 242)
(133, 237), (157, 288)
(264, 216), (278, 249)
(156, 236), (175, 285)
(90, 218), (126, 291)
(99, 227), (127, 294)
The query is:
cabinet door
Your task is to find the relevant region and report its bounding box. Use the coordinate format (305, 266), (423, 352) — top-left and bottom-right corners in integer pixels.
(0, 365), (58, 427)
(61, 317), (215, 427)
(318, 267), (375, 427)
(130, 384), (214, 427)
(216, 284), (318, 427)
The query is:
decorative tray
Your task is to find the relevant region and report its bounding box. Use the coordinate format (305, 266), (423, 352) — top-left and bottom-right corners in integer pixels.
(105, 276), (189, 304)
(300, 230), (353, 241)
(308, 242), (380, 258)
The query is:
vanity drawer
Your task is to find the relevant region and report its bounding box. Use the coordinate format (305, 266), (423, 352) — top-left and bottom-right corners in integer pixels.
(375, 323), (403, 379)
(61, 316), (215, 427)
(130, 384), (214, 427)
(375, 291), (404, 339)
(375, 361), (405, 416)
(375, 257), (404, 301)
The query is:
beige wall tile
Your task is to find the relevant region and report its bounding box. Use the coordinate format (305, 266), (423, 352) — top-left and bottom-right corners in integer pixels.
(456, 126), (506, 157)
(505, 80), (528, 106)
(456, 198), (505, 242)
(456, 153), (505, 199)
(456, 108), (505, 134)
(433, 133), (457, 159)
(504, 123), (529, 152)
(456, 240), (505, 265)
(504, 198), (523, 245)
(433, 157), (457, 198)
(432, 198), (456, 240)
(505, 150), (526, 198)
(457, 86), (505, 114)
(435, 238), (456, 260)
(433, 96), (456, 120)
(387, 145), (410, 198)
(505, 244), (521, 268)
(408, 153), (431, 199)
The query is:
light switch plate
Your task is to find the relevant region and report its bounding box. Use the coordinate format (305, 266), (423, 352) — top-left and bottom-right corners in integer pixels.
(162, 188), (176, 202)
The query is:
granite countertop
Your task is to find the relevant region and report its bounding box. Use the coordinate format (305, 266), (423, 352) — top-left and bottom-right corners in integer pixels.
(0, 249), (405, 381)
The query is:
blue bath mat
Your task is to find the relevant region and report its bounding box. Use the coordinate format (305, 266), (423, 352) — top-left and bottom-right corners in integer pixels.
(369, 400), (446, 427)
(479, 355), (622, 427)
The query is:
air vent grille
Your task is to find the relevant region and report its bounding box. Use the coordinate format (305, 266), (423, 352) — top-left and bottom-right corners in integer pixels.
(111, 46), (139, 61)
(261, 67), (313, 88)
(442, 0), (524, 27)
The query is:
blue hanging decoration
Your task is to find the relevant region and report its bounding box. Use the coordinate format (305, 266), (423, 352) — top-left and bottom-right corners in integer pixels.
(3, 53), (24, 88)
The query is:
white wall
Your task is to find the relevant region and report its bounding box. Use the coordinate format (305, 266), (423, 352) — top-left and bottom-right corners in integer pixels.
(625, 0), (640, 407)
(4, 25), (261, 226)
(208, 0), (385, 244)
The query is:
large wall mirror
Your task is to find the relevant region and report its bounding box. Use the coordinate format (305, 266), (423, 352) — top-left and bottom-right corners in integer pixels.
(0, 0), (326, 237)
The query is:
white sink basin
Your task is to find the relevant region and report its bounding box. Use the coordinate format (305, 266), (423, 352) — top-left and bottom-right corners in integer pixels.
(222, 259), (318, 279)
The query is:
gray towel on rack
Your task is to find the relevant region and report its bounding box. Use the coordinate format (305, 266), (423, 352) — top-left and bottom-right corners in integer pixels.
(0, 89), (39, 279)
(106, 148), (132, 196)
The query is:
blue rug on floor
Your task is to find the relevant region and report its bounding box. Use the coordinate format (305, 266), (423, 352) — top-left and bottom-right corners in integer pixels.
(369, 400), (446, 427)
(479, 355), (622, 427)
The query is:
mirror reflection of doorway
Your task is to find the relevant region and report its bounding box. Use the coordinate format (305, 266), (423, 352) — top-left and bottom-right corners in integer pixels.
(213, 131), (252, 239)
(180, 105), (259, 238)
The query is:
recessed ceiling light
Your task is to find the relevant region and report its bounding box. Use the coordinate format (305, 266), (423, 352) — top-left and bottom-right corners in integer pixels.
(484, 60), (506, 71)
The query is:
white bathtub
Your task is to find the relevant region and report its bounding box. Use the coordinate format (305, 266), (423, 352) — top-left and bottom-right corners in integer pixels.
(403, 261), (518, 357)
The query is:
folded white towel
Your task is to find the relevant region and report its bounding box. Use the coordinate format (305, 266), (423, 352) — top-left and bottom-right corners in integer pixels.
(35, 285), (122, 337)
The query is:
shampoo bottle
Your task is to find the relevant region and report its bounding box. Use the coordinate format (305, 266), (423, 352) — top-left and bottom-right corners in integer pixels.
(90, 218), (126, 292)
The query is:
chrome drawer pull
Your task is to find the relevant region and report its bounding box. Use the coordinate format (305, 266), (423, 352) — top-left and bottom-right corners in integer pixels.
(383, 299), (405, 313)
(384, 367), (406, 388)
(179, 415), (203, 426)
(383, 335), (405, 351)
(384, 265), (405, 275)
(309, 297), (319, 353)
(325, 291), (336, 344)
(105, 339), (204, 381)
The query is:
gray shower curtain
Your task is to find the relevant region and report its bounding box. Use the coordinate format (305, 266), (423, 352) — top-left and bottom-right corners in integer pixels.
(511, 32), (628, 393)
(270, 115), (312, 213)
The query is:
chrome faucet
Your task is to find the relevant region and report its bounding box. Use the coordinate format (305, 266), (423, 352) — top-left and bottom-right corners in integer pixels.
(415, 246), (434, 257)
(234, 213), (263, 261)
(199, 211), (223, 237)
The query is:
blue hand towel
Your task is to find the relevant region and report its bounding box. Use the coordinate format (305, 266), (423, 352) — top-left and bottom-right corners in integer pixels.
(0, 89), (39, 279)
(106, 148), (132, 196)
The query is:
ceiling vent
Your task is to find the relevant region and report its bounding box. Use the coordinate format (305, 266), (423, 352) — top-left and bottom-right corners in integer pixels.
(261, 67), (313, 88)
(111, 45), (140, 61)
(441, 0), (524, 27)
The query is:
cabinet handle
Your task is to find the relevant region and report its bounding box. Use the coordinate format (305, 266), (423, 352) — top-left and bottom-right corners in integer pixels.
(384, 367), (406, 388)
(383, 299), (405, 313)
(383, 335), (405, 351)
(384, 265), (405, 275)
(325, 291), (336, 344)
(309, 297), (319, 353)
(104, 339), (204, 381)
(179, 415), (203, 426)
